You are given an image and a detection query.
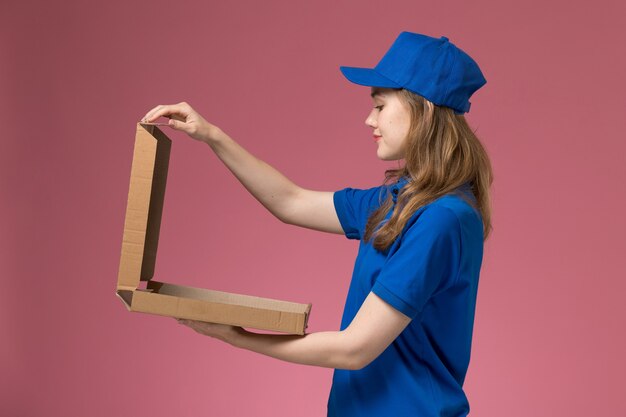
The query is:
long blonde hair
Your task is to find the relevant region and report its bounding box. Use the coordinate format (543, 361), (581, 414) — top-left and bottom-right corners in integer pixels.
(363, 89), (493, 251)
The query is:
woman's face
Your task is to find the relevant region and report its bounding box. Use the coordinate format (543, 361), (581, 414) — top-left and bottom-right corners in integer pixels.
(366, 87), (412, 161)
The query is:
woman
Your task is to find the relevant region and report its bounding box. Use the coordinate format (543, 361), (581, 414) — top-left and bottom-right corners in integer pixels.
(141, 31), (492, 417)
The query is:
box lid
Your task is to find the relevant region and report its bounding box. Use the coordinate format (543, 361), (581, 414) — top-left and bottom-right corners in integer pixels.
(117, 123), (171, 291)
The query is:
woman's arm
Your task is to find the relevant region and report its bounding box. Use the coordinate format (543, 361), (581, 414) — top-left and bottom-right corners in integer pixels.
(177, 292), (412, 370)
(141, 102), (343, 234)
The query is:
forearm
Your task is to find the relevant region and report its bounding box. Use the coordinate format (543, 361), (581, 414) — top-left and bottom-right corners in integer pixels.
(141, 102), (300, 221)
(229, 328), (361, 370)
(206, 131), (299, 222)
(178, 293), (410, 370)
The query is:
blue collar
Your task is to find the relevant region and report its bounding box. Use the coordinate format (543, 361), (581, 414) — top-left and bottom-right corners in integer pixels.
(390, 176), (410, 204)
(390, 178), (473, 204)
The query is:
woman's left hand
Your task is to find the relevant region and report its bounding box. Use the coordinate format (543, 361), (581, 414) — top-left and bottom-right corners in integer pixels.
(176, 318), (243, 345)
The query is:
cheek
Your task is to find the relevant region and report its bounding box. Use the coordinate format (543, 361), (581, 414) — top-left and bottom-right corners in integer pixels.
(387, 118), (409, 139)
(398, 115), (411, 139)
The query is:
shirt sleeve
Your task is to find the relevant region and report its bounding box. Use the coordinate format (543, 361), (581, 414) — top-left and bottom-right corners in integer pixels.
(371, 205), (462, 318)
(333, 185), (387, 240)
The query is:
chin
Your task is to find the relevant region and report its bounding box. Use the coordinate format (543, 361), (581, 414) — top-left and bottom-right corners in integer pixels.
(378, 154), (402, 161)
(376, 145), (404, 161)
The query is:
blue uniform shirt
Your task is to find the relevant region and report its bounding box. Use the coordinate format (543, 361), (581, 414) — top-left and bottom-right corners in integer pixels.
(328, 177), (484, 417)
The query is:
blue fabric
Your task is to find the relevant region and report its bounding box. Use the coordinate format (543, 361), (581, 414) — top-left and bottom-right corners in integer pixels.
(339, 32), (487, 114)
(328, 177), (484, 417)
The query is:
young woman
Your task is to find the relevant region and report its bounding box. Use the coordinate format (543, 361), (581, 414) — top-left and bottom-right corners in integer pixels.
(141, 32), (492, 417)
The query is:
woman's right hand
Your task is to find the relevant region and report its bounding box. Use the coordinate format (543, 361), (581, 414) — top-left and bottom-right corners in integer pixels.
(141, 102), (224, 144)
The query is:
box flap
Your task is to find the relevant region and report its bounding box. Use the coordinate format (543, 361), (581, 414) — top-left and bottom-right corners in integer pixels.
(141, 281), (311, 334)
(117, 123), (171, 291)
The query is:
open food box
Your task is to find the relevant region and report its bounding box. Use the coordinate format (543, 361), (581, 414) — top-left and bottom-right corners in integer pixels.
(116, 123), (311, 335)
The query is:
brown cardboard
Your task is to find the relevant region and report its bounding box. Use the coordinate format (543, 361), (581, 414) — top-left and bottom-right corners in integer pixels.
(116, 123), (311, 335)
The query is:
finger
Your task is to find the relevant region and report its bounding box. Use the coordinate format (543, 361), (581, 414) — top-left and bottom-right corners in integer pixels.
(143, 103), (188, 123)
(143, 105), (180, 123)
(168, 118), (191, 133)
(169, 113), (186, 122)
(186, 322), (204, 333)
(141, 104), (166, 122)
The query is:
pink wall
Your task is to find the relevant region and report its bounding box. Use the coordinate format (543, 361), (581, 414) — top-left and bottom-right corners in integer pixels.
(2, 1), (625, 416)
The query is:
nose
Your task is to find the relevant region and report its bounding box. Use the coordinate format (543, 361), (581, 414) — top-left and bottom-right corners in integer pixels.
(365, 108), (377, 129)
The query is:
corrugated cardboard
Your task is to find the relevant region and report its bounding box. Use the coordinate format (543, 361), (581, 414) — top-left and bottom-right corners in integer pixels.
(116, 123), (311, 335)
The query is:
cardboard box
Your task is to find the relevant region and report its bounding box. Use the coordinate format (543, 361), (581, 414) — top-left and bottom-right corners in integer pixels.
(116, 123), (311, 335)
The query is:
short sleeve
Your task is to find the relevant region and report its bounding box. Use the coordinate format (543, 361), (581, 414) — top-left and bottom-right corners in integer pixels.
(372, 205), (462, 318)
(333, 186), (386, 240)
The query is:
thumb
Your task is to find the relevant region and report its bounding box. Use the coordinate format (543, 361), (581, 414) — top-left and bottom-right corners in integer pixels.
(168, 113), (186, 122)
(168, 118), (188, 133)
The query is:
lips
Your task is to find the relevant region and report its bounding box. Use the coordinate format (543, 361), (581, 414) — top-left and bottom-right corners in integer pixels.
(373, 135), (382, 142)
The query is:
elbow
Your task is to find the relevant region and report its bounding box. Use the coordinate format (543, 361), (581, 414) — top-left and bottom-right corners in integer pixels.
(277, 213), (294, 225)
(275, 187), (303, 226)
(273, 202), (297, 225)
(341, 340), (375, 371)
(343, 352), (373, 371)
(345, 356), (369, 371)
(350, 355), (376, 371)
(266, 203), (290, 224)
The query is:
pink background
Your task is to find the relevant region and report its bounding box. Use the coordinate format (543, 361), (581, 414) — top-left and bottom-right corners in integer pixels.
(2, 1), (625, 416)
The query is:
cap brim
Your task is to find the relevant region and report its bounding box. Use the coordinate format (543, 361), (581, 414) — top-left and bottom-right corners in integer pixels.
(339, 66), (401, 89)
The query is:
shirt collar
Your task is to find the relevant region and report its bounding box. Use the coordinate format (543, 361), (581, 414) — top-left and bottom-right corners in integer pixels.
(389, 178), (473, 204)
(390, 176), (410, 204)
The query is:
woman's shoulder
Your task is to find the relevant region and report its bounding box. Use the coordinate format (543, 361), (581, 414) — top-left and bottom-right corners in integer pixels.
(412, 188), (483, 244)
(407, 185), (481, 229)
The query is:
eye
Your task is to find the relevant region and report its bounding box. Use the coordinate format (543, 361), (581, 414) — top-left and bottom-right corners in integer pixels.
(374, 105), (384, 111)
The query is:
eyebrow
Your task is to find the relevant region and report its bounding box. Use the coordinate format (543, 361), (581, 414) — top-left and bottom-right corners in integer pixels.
(370, 89), (384, 98)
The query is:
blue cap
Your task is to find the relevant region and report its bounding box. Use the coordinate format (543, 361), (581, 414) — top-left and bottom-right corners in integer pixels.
(340, 32), (486, 114)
